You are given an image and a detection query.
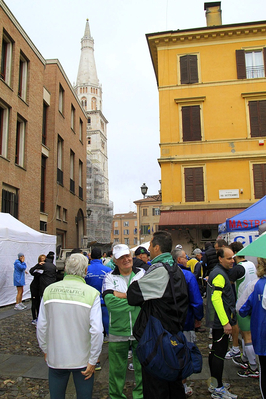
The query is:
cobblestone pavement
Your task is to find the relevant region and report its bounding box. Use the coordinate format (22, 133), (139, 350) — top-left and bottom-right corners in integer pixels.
(0, 301), (262, 398)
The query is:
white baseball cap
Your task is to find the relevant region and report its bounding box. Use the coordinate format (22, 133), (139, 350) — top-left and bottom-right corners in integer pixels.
(113, 244), (130, 259)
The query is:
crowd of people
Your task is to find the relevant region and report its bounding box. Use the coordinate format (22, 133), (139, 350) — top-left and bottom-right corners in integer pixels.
(12, 233), (266, 399)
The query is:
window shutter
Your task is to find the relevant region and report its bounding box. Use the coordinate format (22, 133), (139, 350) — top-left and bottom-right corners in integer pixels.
(253, 164), (266, 199)
(182, 105), (201, 142)
(180, 55), (189, 84)
(188, 55), (198, 83)
(180, 55), (198, 84)
(236, 50), (246, 79)
(249, 100), (266, 137)
(185, 167), (204, 202)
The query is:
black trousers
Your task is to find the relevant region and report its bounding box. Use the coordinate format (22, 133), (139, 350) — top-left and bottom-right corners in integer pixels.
(209, 328), (229, 388)
(142, 366), (186, 399)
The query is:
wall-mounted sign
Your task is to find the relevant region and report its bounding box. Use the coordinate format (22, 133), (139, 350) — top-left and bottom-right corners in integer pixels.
(219, 189), (239, 199)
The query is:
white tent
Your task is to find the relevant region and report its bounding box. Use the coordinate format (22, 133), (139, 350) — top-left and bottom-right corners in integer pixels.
(0, 213), (56, 307)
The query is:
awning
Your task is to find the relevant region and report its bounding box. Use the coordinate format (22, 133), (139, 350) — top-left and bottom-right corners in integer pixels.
(159, 209), (244, 227)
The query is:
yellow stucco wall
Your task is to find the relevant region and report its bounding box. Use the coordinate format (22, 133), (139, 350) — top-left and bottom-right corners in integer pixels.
(150, 24), (266, 209)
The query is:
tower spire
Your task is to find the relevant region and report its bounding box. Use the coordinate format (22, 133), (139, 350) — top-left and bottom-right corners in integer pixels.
(76, 19), (99, 87)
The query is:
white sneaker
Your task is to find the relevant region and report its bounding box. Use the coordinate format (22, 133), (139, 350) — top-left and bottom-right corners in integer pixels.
(128, 350), (132, 359)
(20, 303), (27, 309)
(209, 382), (230, 393)
(14, 303), (24, 311)
(225, 349), (241, 360)
(211, 387), (237, 399)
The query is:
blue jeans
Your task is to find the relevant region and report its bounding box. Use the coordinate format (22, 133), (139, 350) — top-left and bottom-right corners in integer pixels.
(49, 367), (94, 399)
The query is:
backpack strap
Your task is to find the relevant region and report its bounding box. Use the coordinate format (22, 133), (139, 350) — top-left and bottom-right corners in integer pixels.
(162, 262), (181, 319)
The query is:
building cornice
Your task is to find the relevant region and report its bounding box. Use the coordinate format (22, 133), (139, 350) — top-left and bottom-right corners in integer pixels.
(87, 110), (108, 124)
(160, 202), (254, 211)
(146, 20), (266, 85)
(158, 152), (266, 164)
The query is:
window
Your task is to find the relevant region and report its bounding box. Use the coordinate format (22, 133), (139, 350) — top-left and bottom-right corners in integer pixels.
(56, 205), (61, 220)
(143, 208), (148, 216)
(40, 221), (47, 232)
(0, 102), (9, 158)
(236, 49), (266, 79)
(114, 238), (119, 243)
(2, 187), (18, 218)
(141, 225), (149, 235)
(79, 160), (83, 199)
(124, 229), (129, 235)
(249, 100), (266, 137)
(70, 150), (75, 194)
(114, 221), (118, 227)
(134, 221), (137, 226)
(182, 105), (201, 141)
(114, 229), (119, 235)
(1, 31), (13, 86)
(15, 116), (26, 167)
(180, 54), (198, 84)
(63, 208), (67, 222)
(59, 84), (64, 114)
(88, 117), (91, 124)
(18, 52), (28, 101)
(71, 104), (75, 131)
(134, 237), (138, 245)
(152, 208), (160, 216)
(184, 167), (204, 202)
(57, 135), (63, 185)
(79, 118), (83, 142)
(253, 164), (266, 199)
(124, 238), (129, 245)
(88, 137), (91, 145)
(91, 97), (97, 110)
(42, 102), (48, 146)
(40, 155), (46, 212)
(124, 221), (129, 227)
(81, 97), (87, 110)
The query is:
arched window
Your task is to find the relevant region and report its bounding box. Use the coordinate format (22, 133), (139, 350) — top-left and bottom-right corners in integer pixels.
(91, 97), (97, 110)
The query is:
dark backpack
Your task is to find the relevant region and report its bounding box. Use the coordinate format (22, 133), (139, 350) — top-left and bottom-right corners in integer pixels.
(136, 263), (202, 381)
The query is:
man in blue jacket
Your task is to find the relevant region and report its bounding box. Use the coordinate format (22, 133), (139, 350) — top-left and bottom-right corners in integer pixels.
(85, 247), (111, 370)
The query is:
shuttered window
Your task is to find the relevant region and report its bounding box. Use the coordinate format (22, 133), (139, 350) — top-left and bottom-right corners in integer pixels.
(249, 100), (266, 137)
(182, 105), (201, 141)
(184, 167), (204, 202)
(236, 48), (266, 79)
(180, 55), (198, 84)
(253, 164), (266, 199)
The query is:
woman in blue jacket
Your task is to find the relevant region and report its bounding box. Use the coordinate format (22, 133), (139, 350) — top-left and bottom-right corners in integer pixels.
(14, 253), (27, 310)
(238, 257), (266, 399)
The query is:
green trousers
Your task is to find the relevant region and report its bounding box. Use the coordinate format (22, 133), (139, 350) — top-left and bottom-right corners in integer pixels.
(109, 340), (143, 399)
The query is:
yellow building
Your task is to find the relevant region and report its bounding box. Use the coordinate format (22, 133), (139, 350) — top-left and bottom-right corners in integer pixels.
(111, 212), (138, 247)
(134, 194), (162, 245)
(146, 2), (266, 252)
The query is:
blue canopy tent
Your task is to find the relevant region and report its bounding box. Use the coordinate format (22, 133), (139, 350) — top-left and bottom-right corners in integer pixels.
(218, 195), (266, 233)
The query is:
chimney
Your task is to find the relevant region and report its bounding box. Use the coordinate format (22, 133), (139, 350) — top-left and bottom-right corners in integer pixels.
(204, 2), (222, 26)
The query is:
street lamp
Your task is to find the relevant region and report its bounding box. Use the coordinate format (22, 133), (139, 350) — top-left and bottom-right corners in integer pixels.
(141, 183), (148, 198)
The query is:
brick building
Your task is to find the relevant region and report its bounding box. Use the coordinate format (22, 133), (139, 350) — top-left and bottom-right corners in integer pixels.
(0, 1), (87, 249)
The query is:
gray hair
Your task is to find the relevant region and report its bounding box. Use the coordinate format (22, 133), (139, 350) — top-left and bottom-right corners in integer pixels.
(65, 253), (88, 277)
(171, 248), (184, 261)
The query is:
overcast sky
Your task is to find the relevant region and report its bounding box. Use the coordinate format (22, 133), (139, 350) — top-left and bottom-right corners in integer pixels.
(4, 0), (266, 214)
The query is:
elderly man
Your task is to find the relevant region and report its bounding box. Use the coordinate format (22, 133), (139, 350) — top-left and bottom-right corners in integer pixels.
(206, 247), (237, 399)
(127, 231), (188, 399)
(102, 244), (144, 399)
(37, 253), (103, 399)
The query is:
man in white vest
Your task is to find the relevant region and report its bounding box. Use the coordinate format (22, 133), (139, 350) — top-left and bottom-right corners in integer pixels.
(37, 253), (103, 399)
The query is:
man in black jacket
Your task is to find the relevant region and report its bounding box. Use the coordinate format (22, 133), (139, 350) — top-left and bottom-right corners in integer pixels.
(127, 231), (188, 399)
(39, 251), (57, 297)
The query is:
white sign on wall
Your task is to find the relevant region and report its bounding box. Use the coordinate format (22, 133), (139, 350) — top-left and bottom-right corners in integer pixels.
(219, 189), (239, 199)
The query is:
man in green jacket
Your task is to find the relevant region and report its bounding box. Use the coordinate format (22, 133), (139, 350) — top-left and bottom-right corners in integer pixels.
(102, 244), (144, 399)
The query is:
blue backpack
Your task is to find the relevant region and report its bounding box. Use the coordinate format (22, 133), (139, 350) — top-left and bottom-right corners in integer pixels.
(136, 263), (202, 381)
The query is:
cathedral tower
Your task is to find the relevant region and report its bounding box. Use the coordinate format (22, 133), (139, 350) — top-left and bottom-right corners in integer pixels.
(75, 19), (112, 245)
